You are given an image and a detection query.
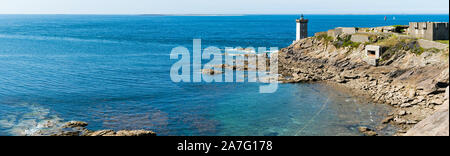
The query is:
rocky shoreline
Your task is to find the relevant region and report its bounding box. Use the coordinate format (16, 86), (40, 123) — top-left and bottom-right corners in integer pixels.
(36, 121), (157, 136)
(276, 33), (449, 136)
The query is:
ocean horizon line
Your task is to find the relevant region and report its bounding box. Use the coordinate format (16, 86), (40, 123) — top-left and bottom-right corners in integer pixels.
(0, 13), (448, 16)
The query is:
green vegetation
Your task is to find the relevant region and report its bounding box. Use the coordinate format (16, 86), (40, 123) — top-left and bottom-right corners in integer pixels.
(436, 40), (449, 44)
(376, 35), (400, 47)
(316, 34), (334, 43)
(375, 35), (424, 61)
(428, 48), (442, 53)
(343, 40), (361, 49)
(333, 35), (361, 50)
(318, 32), (446, 60)
(411, 45), (425, 55)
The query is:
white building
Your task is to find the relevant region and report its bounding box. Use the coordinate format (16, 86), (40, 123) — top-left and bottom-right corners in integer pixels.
(296, 14), (309, 41)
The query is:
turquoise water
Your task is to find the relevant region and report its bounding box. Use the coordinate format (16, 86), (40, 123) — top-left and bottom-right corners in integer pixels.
(0, 15), (448, 136)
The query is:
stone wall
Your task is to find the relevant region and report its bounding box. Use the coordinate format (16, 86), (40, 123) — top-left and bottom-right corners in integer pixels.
(408, 22), (449, 41)
(328, 27), (356, 37)
(350, 33), (370, 43)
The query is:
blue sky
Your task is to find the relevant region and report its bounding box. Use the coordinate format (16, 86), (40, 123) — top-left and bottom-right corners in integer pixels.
(0, 0), (448, 14)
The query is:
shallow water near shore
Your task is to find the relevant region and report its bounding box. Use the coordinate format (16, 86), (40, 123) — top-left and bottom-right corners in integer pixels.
(0, 15), (447, 136)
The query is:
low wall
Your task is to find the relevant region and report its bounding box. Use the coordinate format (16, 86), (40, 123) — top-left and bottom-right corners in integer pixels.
(417, 39), (449, 50)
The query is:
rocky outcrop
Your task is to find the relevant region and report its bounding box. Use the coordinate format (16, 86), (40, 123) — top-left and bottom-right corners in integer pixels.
(84, 129), (157, 136)
(49, 121), (156, 136)
(62, 121), (88, 128)
(278, 33), (449, 135)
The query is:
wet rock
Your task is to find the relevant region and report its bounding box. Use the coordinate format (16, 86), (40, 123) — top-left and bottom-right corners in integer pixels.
(202, 69), (223, 75)
(393, 117), (408, 125)
(51, 121), (157, 136)
(51, 131), (80, 136)
(358, 127), (378, 136)
(87, 130), (116, 136)
(86, 130), (156, 136)
(381, 116), (394, 124)
(115, 130), (157, 136)
(358, 127), (369, 132)
(365, 131), (378, 136)
(63, 121), (88, 128)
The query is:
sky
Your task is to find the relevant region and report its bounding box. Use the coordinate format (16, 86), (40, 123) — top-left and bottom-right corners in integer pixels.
(0, 0), (448, 14)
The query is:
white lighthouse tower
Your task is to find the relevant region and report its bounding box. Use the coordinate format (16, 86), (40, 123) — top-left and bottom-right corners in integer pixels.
(296, 14), (308, 41)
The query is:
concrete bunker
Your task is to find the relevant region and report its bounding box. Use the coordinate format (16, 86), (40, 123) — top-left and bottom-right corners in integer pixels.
(364, 45), (385, 66)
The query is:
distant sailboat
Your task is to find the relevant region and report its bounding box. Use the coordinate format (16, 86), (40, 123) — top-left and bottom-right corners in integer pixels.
(393, 16), (396, 20)
(384, 16), (387, 21)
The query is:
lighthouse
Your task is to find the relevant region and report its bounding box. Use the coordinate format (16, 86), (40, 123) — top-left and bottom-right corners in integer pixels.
(296, 14), (308, 41)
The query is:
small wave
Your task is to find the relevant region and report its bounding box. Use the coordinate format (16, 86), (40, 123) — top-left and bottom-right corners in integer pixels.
(0, 53), (170, 58)
(225, 48), (256, 54)
(0, 34), (120, 44)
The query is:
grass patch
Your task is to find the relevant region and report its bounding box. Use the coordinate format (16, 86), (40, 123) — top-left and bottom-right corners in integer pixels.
(375, 35), (400, 47)
(375, 34), (423, 61)
(436, 40), (449, 44)
(411, 45), (425, 55)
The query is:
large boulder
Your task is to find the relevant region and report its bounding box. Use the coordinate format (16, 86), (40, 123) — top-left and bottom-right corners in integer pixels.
(62, 121), (88, 128)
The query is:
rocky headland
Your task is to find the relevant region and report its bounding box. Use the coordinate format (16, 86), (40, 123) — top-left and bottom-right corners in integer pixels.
(276, 29), (449, 136)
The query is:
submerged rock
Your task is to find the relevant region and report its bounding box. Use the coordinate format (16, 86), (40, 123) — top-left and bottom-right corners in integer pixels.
(381, 116), (394, 124)
(358, 127), (378, 136)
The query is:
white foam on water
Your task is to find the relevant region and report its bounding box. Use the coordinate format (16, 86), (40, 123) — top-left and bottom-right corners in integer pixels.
(0, 103), (64, 136)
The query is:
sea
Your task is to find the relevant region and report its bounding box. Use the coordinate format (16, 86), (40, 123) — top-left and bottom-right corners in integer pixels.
(0, 14), (448, 136)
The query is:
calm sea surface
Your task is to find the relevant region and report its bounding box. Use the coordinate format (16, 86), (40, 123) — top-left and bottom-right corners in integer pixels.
(0, 15), (448, 136)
